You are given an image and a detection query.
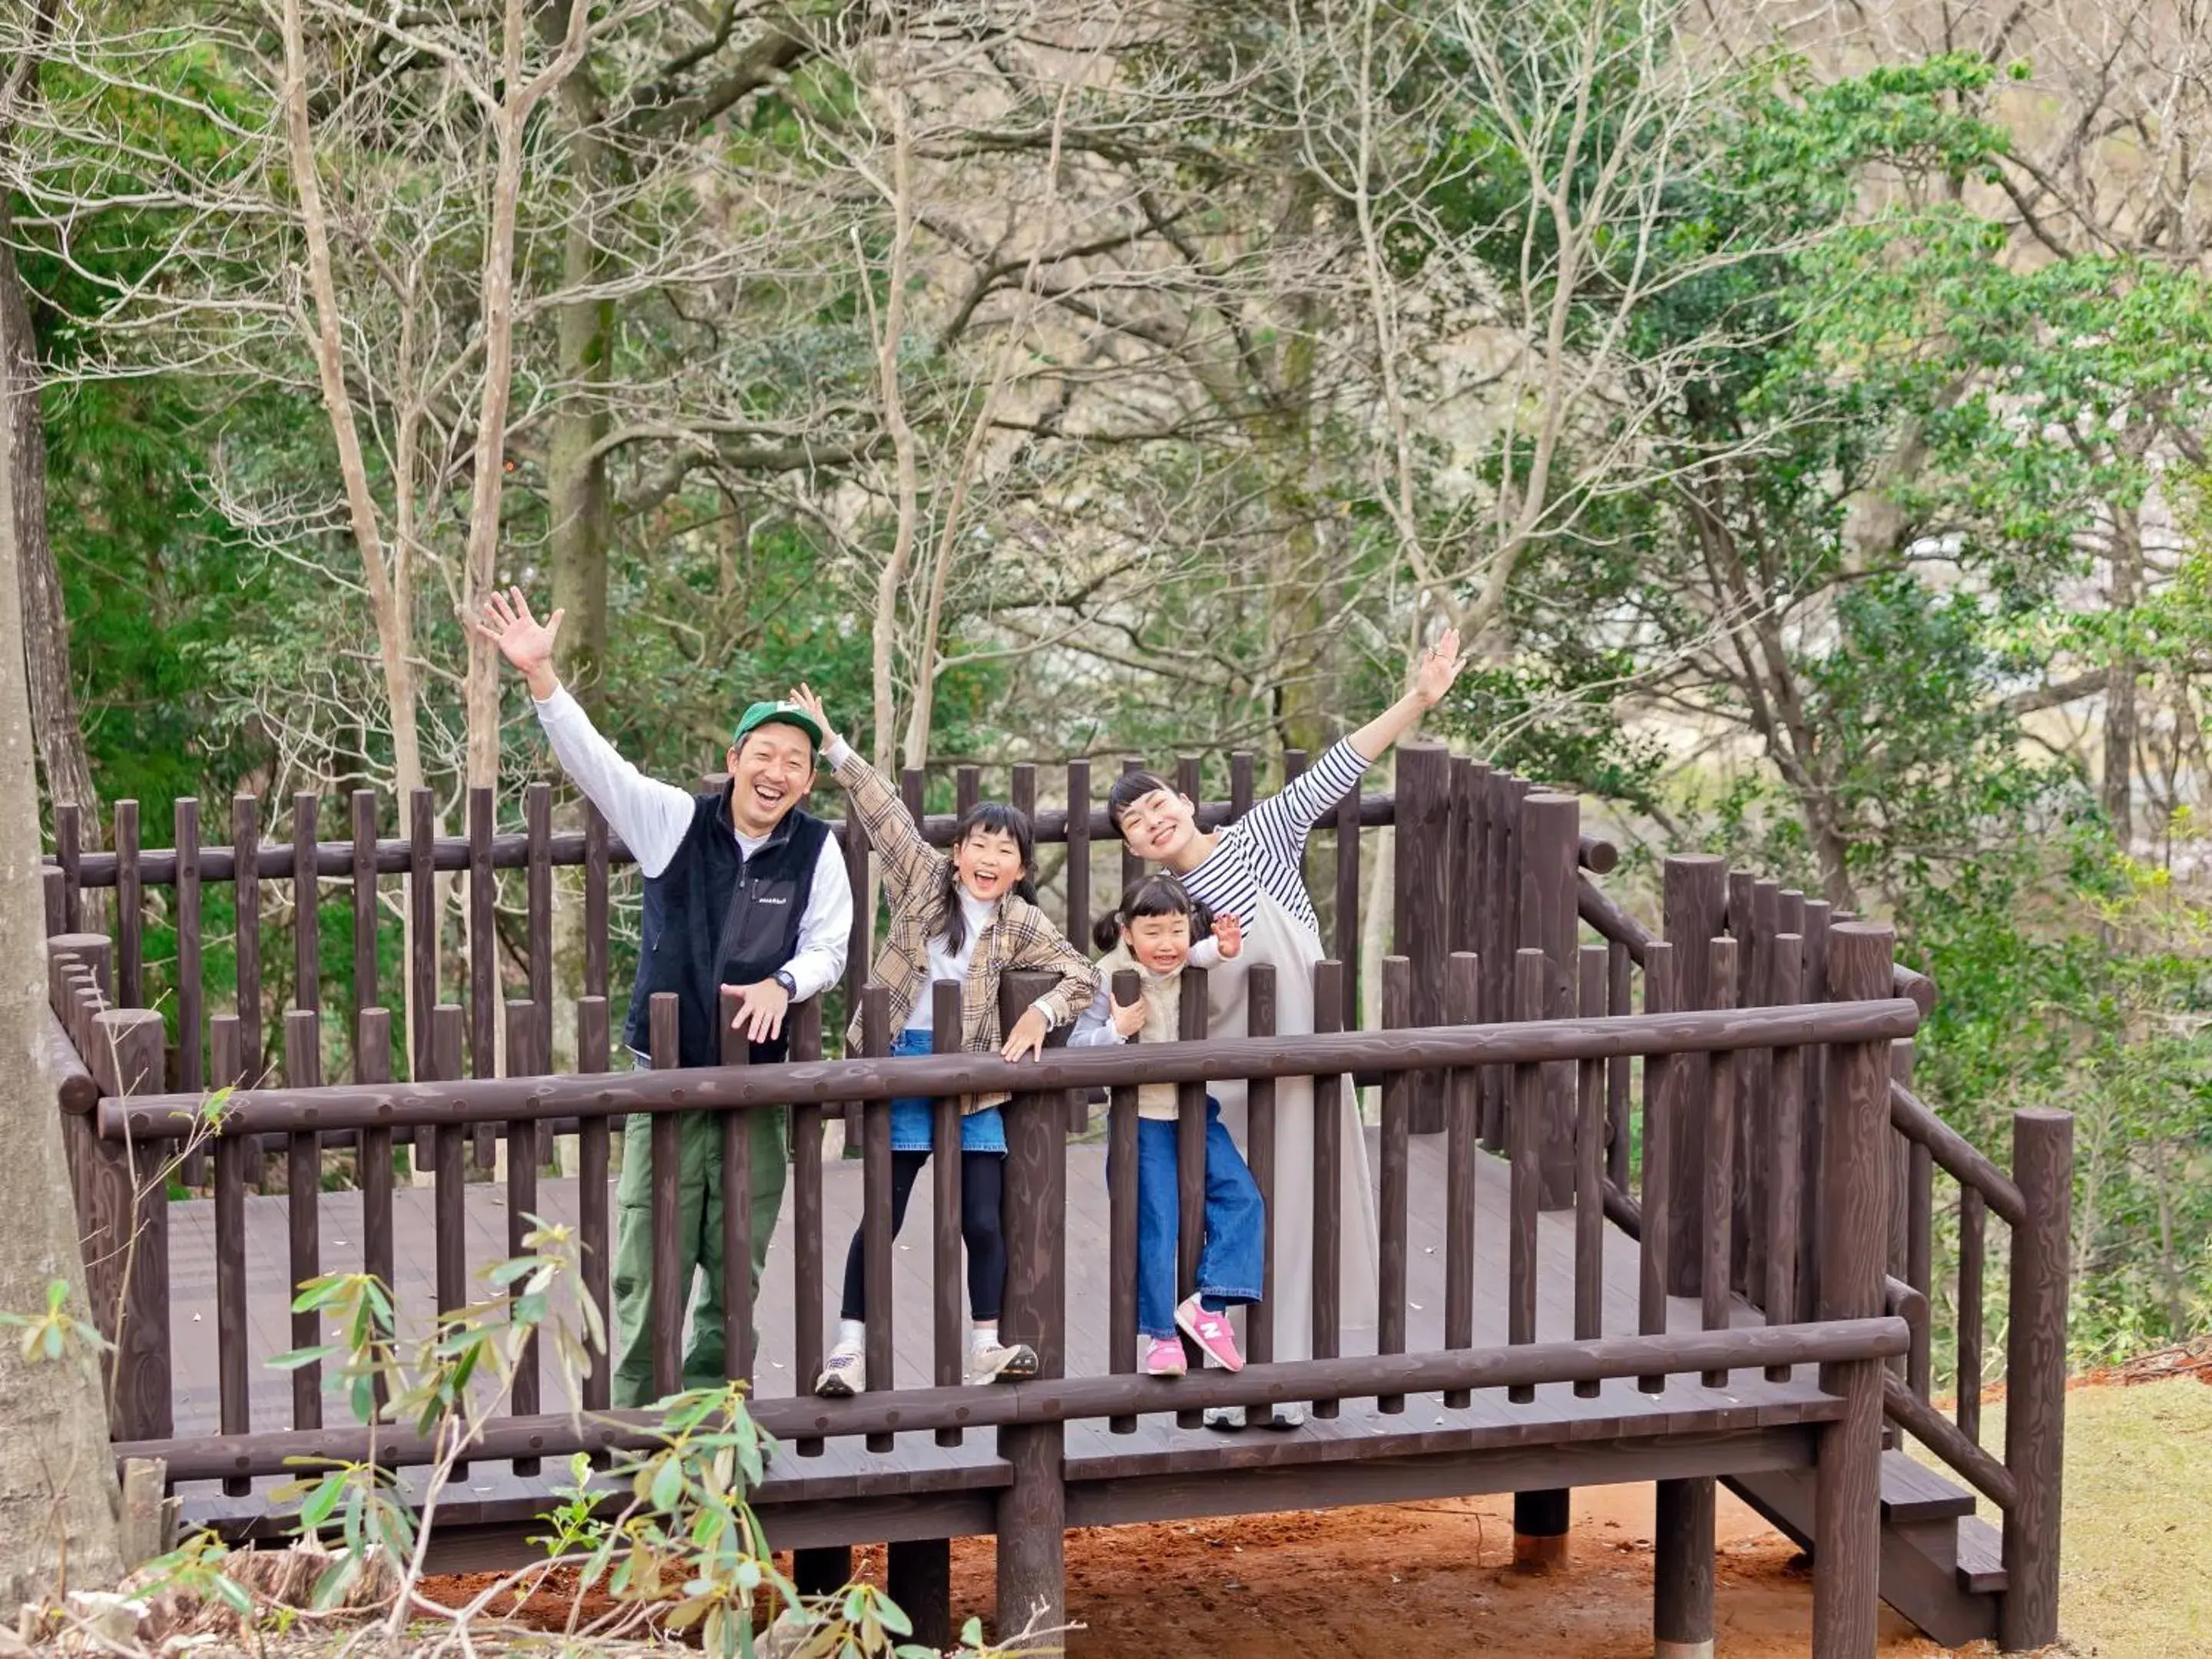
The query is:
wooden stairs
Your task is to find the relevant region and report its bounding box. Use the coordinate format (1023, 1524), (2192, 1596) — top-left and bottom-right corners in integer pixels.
(1727, 1449), (2005, 1648)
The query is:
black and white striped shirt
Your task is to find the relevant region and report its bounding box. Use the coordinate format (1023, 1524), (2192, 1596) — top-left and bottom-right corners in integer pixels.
(1180, 739), (1371, 940)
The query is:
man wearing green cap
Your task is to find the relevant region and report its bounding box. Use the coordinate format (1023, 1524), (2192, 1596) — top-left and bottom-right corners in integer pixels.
(475, 588), (852, 1404)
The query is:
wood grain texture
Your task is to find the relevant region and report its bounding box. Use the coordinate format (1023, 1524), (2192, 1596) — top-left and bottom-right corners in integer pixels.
(409, 790), (437, 1085)
(1637, 942), (1676, 1396)
(1310, 959), (1344, 1418)
(1661, 856), (1723, 1297)
(109, 1001), (1927, 1141)
(282, 1008), (322, 1430)
(289, 796), (316, 1017)
(1701, 938), (1739, 1388)
(719, 988), (755, 1387)
(995, 969), (1068, 1641)
(504, 1000), (541, 1475)
(352, 792), (379, 1070)
(1378, 956), (1411, 1413)
(1999, 1108), (2072, 1652)
(1392, 743), (1451, 1131)
(647, 994), (683, 1399)
(210, 1015), (250, 1494)
(1443, 952), (1479, 1409)
(1246, 964), (1277, 1369)
(117, 800), (143, 1007)
(931, 979), (965, 1447)
(1521, 792), (1580, 1207)
(577, 997), (611, 1412)
(175, 800), (204, 1094)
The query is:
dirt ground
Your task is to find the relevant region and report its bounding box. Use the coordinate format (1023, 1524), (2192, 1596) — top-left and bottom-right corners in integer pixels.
(423, 1350), (2212, 1657)
(429, 1485), (1942, 1657)
(954, 1485), (1945, 1658)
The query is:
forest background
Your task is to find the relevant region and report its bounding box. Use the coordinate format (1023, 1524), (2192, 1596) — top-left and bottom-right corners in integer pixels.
(1, 0), (2206, 1379)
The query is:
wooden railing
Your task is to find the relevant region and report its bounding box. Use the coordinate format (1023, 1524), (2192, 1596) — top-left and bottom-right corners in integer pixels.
(38, 750), (1616, 1096)
(36, 747), (2069, 1651)
(64, 947), (1916, 1432)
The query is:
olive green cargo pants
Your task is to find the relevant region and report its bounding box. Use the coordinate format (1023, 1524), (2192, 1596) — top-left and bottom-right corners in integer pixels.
(609, 1104), (788, 1406)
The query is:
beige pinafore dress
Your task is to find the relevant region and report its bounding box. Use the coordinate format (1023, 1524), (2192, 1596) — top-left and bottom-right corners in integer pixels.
(1202, 889), (1380, 1358)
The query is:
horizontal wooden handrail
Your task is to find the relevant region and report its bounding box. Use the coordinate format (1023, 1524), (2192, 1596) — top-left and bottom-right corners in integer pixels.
(1575, 873), (1936, 1015)
(55, 797), (1622, 887)
(1882, 1370), (2018, 1513)
(1889, 1080), (2026, 1228)
(43, 1006), (97, 1116)
(1578, 873), (1651, 961)
(55, 793), (1426, 887)
(98, 998), (1924, 1140)
(115, 1316), (1910, 1482)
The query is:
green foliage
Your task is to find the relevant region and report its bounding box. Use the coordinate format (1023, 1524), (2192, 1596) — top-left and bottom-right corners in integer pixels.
(0, 1277), (108, 1365)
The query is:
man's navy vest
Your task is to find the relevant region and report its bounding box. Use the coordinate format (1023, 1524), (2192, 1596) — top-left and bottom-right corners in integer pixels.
(623, 781), (831, 1069)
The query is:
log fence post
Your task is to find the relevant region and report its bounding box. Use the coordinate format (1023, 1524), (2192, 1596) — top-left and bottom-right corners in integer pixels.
(1999, 1108), (2072, 1653)
(1810, 922), (1893, 1659)
(1661, 855), (1724, 1296)
(1515, 791), (1579, 1567)
(87, 1008), (172, 1441)
(1392, 742), (1450, 1131)
(995, 969), (1068, 1640)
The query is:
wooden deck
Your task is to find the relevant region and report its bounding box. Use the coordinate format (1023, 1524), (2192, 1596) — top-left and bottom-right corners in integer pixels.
(167, 1128), (1840, 1564)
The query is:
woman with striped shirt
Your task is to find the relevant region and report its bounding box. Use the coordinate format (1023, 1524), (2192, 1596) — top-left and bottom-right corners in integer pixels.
(1106, 631), (1469, 1426)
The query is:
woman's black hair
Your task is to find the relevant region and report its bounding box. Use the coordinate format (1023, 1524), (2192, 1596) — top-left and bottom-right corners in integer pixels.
(1091, 872), (1211, 952)
(937, 801), (1039, 953)
(1104, 769), (1178, 843)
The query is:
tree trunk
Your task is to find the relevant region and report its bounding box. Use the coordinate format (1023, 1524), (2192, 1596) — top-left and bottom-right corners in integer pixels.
(548, 69), (612, 719)
(0, 217), (99, 849)
(0, 204), (126, 1606)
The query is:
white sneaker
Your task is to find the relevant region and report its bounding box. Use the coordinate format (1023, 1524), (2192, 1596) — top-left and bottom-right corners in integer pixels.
(1207, 1402), (1305, 1431)
(969, 1339), (1039, 1384)
(815, 1340), (865, 1398)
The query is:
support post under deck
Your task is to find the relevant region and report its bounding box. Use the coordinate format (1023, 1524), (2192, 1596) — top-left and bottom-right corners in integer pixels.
(1653, 1477), (1715, 1659)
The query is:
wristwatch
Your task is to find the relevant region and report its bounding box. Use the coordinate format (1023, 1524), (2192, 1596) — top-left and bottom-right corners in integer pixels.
(772, 969), (798, 997)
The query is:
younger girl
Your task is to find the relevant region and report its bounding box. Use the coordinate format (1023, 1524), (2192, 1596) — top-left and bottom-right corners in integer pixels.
(789, 687), (1100, 1397)
(1070, 874), (1264, 1377)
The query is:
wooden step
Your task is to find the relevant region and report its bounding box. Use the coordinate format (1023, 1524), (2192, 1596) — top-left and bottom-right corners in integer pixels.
(1879, 1452), (1978, 1524)
(1725, 1455), (2002, 1651)
(1954, 1515), (2007, 1596)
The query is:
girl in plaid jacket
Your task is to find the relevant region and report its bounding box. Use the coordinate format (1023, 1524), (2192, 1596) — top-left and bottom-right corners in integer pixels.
(786, 687), (1100, 1396)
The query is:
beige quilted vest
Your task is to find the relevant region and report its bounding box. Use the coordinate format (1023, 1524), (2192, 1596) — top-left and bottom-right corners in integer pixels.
(1095, 941), (1197, 1120)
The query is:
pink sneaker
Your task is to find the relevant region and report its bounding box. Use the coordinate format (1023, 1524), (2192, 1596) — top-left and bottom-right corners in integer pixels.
(1175, 1296), (1245, 1372)
(1144, 1336), (1187, 1377)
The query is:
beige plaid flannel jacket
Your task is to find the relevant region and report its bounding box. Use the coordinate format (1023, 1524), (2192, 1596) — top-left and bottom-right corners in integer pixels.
(830, 744), (1099, 1113)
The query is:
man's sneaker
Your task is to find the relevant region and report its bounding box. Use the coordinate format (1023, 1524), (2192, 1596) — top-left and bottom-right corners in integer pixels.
(1144, 1336), (1187, 1377)
(814, 1340), (865, 1398)
(1174, 1296), (1245, 1372)
(969, 1339), (1040, 1384)
(1206, 1401), (1304, 1432)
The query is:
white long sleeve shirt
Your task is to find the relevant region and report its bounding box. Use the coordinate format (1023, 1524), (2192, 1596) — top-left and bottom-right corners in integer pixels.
(532, 684), (853, 1002)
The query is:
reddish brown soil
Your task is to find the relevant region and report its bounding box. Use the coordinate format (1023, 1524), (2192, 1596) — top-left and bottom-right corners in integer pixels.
(422, 1484), (1960, 1656)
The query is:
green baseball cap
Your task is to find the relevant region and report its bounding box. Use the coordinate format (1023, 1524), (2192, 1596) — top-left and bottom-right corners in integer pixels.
(733, 699), (825, 754)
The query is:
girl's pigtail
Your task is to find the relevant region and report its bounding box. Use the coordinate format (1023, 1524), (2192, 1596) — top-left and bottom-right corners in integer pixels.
(1091, 909), (1125, 952)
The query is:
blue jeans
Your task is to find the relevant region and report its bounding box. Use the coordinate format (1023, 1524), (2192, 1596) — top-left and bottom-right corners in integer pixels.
(886, 1028), (1006, 1152)
(1111, 1098), (1266, 1339)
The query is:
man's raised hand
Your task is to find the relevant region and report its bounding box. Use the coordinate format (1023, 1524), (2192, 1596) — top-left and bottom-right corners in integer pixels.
(473, 587), (565, 700)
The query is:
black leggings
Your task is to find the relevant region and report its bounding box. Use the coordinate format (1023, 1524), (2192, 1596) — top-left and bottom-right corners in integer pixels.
(838, 1149), (1006, 1323)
